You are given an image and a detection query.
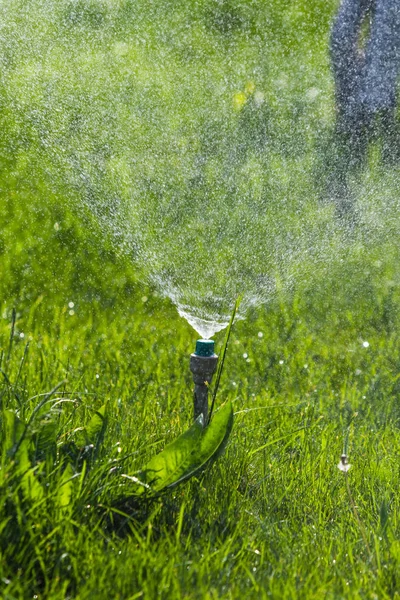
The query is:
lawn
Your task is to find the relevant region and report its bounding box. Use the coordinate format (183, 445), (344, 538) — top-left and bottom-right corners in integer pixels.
(2, 0), (400, 598)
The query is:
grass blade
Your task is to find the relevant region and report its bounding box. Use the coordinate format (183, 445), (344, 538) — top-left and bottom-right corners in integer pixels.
(6, 308), (16, 364)
(208, 297), (240, 425)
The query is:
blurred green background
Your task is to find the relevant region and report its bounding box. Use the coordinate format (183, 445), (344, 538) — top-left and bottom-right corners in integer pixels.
(3, 2), (400, 597)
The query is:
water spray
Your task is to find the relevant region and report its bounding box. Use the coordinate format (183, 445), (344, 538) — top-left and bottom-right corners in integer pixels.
(190, 339), (218, 425)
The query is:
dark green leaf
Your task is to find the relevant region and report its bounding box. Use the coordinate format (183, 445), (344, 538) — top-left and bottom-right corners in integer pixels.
(124, 403), (233, 496)
(1, 410), (43, 501)
(128, 414), (204, 495)
(56, 462), (75, 513)
(34, 418), (58, 460)
(168, 401), (234, 488)
(86, 404), (107, 445)
(1, 409), (25, 458)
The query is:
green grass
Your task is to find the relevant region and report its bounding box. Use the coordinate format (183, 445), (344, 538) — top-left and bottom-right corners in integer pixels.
(2, 264), (400, 599)
(2, 0), (400, 598)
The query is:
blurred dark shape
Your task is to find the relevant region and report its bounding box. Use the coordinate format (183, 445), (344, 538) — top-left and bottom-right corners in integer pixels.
(327, 0), (400, 218)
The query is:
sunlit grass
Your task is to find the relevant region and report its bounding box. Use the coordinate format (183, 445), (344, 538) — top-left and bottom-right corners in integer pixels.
(2, 257), (400, 598)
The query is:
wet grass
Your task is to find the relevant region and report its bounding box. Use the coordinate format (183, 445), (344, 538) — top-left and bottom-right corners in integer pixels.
(2, 241), (400, 598)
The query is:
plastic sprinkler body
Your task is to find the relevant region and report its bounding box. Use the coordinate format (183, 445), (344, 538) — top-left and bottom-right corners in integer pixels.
(190, 339), (218, 425)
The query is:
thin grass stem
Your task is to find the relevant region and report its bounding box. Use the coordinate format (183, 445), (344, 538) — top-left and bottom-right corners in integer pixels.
(344, 471), (374, 565)
(6, 308), (16, 363)
(208, 297), (240, 425)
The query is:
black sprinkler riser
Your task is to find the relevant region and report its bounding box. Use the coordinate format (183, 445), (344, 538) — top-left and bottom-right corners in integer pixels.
(190, 344), (218, 425)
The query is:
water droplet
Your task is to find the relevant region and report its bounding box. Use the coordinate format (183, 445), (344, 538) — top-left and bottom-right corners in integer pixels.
(305, 87), (320, 101)
(253, 91), (265, 107)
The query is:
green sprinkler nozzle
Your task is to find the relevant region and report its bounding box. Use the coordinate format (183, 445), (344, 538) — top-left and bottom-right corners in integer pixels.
(194, 339), (215, 357)
(190, 339), (218, 425)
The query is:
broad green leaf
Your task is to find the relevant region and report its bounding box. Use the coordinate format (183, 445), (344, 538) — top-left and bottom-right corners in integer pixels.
(2, 410), (44, 501)
(56, 462), (75, 513)
(34, 418), (58, 460)
(125, 403), (233, 496)
(124, 414), (204, 495)
(2, 409), (25, 458)
(86, 404), (107, 445)
(20, 460), (44, 502)
(167, 401), (234, 488)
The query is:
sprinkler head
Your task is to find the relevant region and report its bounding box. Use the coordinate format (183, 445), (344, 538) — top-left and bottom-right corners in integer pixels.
(194, 339), (215, 357)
